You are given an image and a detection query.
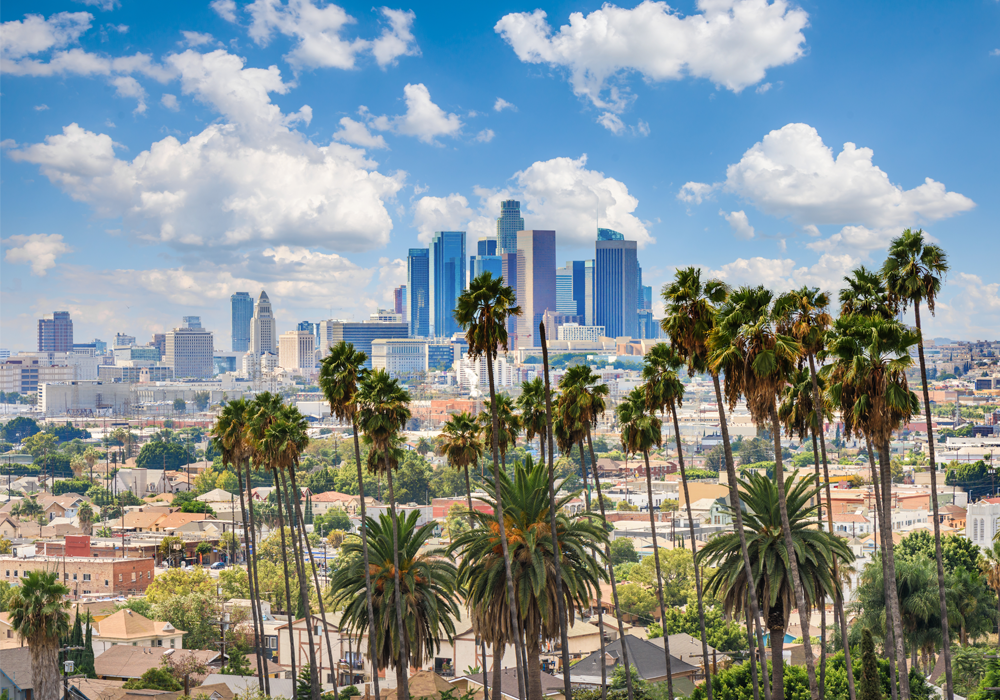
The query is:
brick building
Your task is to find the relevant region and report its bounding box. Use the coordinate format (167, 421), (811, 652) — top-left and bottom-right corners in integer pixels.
(1, 552), (154, 599)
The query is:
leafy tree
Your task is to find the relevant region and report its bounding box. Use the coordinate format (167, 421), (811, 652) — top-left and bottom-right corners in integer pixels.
(153, 593), (221, 650)
(0, 539), (12, 556)
(609, 538), (640, 566)
(123, 666), (183, 691)
(945, 460), (993, 500)
(897, 530), (983, 574)
(51, 479), (92, 496)
(296, 663), (312, 700)
(144, 567), (214, 604)
(704, 444), (727, 472)
(737, 437), (769, 465)
(215, 470), (239, 493)
(193, 392), (211, 411)
(221, 652), (253, 676)
(1, 416), (40, 442)
(173, 398), (187, 413)
(391, 450), (432, 504)
(444, 503), (470, 540)
(136, 442), (194, 471)
(180, 500), (215, 515)
(649, 603), (748, 653)
(44, 423), (90, 442)
(617, 583), (657, 618)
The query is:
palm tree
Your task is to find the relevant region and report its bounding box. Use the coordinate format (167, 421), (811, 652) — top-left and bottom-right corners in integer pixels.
(78, 502), (94, 536)
(8, 570), (71, 700)
(642, 344), (714, 700)
(700, 472), (852, 698)
(707, 286), (820, 700)
(516, 377), (549, 462)
(823, 314), (919, 700)
(616, 386), (677, 699)
(332, 510), (461, 691)
(882, 228), (953, 699)
(213, 398), (268, 691)
(661, 267), (770, 700)
(356, 370), (413, 700)
(478, 395), (519, 472)
(558, 365), (634, 700)
(320, 342), (381, 700)
(980, 541), (1000, 638)
(83, 446), (101, 483)
(839, 267), (897, 319)
(451, 456), (606, 700)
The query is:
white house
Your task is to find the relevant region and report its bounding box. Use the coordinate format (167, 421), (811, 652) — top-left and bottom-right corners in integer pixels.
(966, 497), (1000, 547)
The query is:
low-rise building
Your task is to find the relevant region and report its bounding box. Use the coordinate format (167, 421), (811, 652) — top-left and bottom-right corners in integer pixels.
(0, 556), (154, 598)
(967, 497), (1000, 547)
(92, 609), (185, 654)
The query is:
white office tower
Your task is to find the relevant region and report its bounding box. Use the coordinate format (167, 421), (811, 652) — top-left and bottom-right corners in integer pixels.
(250, 291), (276, 355)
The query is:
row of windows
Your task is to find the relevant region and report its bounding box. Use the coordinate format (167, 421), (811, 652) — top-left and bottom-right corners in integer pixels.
(5, 570), (150, 583)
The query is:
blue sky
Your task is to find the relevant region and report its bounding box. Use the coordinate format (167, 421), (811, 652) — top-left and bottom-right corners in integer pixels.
(2, 0), (998, 350)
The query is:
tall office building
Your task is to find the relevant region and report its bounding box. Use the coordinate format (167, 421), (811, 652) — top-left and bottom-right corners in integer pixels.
(407, 248), (430, 338)
(37, 311), (73, 352)
(556, 265), (575, 315)
(393, 286), (407, 317)
(596, 232), (638, 338)
(182, 316), (202, 329)
(500, 252), (519, 341)
(318, 319), (409, 369)
(430, 231), (466, 338)
(558, 261), (593, 321)
(165, 322), (214, 378)
(470, 236), (502, 283)
(230, 292), (253, 352)
(279, 330), (317, 372)
(496, 200), (525, 254)
(597, 228), (625, 241)
(250, 290), (276, 355)
(515, 230), (557, 348)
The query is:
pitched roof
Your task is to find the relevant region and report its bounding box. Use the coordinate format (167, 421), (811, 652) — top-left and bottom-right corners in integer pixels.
(459, 667), (564, 699)
(382, 671), (454, 700)
(648, 632), (723, 662)
(197, 489), (235, 503)
(0, 645), (32, 689)
(95, 609), (184, 639)
(570, 634), (697, 681)
(155, 512), (213, 530)
(95, 647), (217, 679)
(310, 491), (357, 503)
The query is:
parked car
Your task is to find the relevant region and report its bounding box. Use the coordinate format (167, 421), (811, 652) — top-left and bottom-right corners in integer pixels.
(210, 561), (227, 570)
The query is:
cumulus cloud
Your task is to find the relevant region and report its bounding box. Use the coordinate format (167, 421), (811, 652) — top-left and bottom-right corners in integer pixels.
(412, 194), (475, 244)
(475, 129), (495, 143)
(180, 31), (218, 48)
(246, 0), (419, 71)
(677, 181), (715, 204)
(333, 116), (389, 149)
(9, 49), (404, 255)
(34, 104), (49, 111)
(3, 233), (72, 275)
(597, 112), (625, 134)
(722, 210), (755, 239)
(211, 0), (238, 23)
(112, 75), (147, 113)
(494, 97), (517, 112)
(709, 252), (858, 293)
(73, 0), (120, 10)
(1, 11), (93, 61)
(495, 0), (809, 111)
(369, 83), (462, 144)
(161, 93), (180, 111)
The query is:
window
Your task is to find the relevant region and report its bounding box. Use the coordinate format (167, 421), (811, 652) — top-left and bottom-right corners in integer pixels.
(13, 571), (17, 577)
(105, 580), (109, 586)
(975, 519), (979, 540)
(4, 571), (8, 577)
(131, 573), (136, 582)
(156, 640), (163, 647)
(119, 574), (123, 582)
(83, 574), (91, 581)
(65, 573), (69, 580)
(73, 574), (77, 581)
(170, 639), (175, 648)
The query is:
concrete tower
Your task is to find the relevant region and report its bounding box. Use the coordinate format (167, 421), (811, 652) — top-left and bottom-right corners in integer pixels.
(250, 290), (276, 355)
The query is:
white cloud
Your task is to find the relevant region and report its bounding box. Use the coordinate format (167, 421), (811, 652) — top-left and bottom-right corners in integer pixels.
(111, 75), (147, 113)
(1, 11), (93, 61)
(412, 194), (475, 244)
(72, 0), (120, 10)
(597, 112), (625, 134)
(991, 49), (1000, 57)
(161, 93), (180, 111)
(496, 0), (809, 111)
(925, 273), (1000, 338)
(369, 83), (462, 144)
(9, 49), (404, 256)
(211, 0), (238, 23)
(475, 129), (495, 143)
(180, 31), (218, 48)
(721, 210), (755, 239)
(370, 8), (420, 68)
(332, 116), (388, 149)
(34, 104), (49, 111)
(709, 252), (858, 293)
(755, 82), (772, 94)
(2, 233), (71, 276)
(677, 181), (715, 204)
(636, 120), (650, 137)
(494, 97), (517, 112)
(723, 123), (975, 228)
(107, 23), (128, 33)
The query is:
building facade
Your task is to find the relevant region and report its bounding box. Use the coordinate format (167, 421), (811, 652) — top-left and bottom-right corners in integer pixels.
(596, 235), (639, 338)
(393, 285), (407, 317)
(515, 230), (557, 349)
(278, 330), (316, 372)
(496, 199), (524, 254)
(231, 292), (253, 352)
(250, 290), (276, 355)
(37, 311), (73, 352)
(319, 320), (409, 369)
(557, 323), (606, 342)
(407, 248), (430, 338)
(0, 556), (155, 598)
(164, 325), (214, 379)
(967, 497), (1000, 547)
(430, 231), (466, 338)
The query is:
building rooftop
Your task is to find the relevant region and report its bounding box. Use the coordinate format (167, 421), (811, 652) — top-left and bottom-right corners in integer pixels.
(95, 609), (185, 640)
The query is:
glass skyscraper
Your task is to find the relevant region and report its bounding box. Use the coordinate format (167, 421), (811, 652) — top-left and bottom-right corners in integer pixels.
(597, 228), (625, 241)
(496, 200), (525, 254)
(470, 236), (501, 282)
(515, 230), (556, 348)
(407, 249), (430, 338)
(596, 237), (638, 338)
(230, 292), (253, 352)
(431, 231), (466, 338)
(556, 265), (575, 314)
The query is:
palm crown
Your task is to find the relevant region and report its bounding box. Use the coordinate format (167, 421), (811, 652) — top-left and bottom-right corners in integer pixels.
(356, 370), (412, 474)
(516, 377), (549, 448)
(882, 228), (948, 315)
(479, 394), (519, 459)
(454, 272), (522, 361)
(319, 341), (368, 422)
(839, 266), (895, 319)
(438, 412), (484, 474)
(641, 343), (686, 417)
(616, 386), (663, 456)
(660, 266), (729, 375)
(774, 286), (833, 357)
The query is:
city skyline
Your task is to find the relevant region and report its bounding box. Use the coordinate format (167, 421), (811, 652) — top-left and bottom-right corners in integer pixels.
(1, 0), (998, 349)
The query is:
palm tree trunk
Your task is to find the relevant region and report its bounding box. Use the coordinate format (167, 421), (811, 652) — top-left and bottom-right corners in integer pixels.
(866, 436), (898, 700)
(642, 447), (674, 700)
(484, 352), (527, 700)
(581, 441), (607, 700)
(526, 621), (544, 700)
(272, 472), (298, 687)
(808, 426), (826, 699)
(912, 303), (953, 700)
(384, 467), (410, 700)
(290, 466), (339, 700)
(243, 473), (271, 697)
(31, 635), (59, 700)
(806, 354), (855, 700)
(711, 374), (770, 700)
(539, 323), (572, 700)
(281, 471), (321, 700)
(235, 459), (266, 691)
(744, 596), (760, 700)
(463, 464), (491, 700)
(770, 621), (785, 697)
(669, 405), (713, 700)
(493, 641), (503, 700)
(587, 428), (634, 700)
(877, 440), (910, 700)
(351, 419), (380, 700)
(769, 407), (820, 700)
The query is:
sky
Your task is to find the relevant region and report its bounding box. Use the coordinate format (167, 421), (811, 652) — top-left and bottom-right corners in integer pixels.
(2, 0), (998, 351)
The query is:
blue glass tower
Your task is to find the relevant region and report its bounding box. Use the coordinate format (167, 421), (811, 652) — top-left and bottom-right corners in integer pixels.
(407, 248), (430, 338)
(596, 238), (638, 337)
(496, 200), (525, 254)
(470, 236), (501, 283)
(230, 292), (253, 352)
(430, 231), (466, 338)
(597, 228), (625, 241)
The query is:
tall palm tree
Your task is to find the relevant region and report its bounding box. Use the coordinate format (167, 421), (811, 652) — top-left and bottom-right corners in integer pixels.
(700, 472), (852, 698)
(320, 342), (381, 700)
(332, 511), (460, 691)
(707, 286), (820, 700)
(661, 267), (770, 700)
(478, 395), (519, 472)
(882, 228), (953, 700)
(356, 370), (413, 700)
(980, 541), (1000, 638)
(642, 344), (714, 700)
(559, 365), (634, 700)
(8, 571), (71, 700)
(78, 502), (94, 536)
(616, 386), (676, 700)
(839, 267), (897, 320)
(516, 377), (549, 462)
(452, 456), (606, 700)
(213, 398), (268, 691)
(823, 314), (919, 700)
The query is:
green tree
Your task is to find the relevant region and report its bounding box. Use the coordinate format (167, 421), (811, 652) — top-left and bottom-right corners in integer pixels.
(136, 441), (194, 471)
(216, 470), (239, 493)
(617, 583), (657, 618)
(173, 398), (187, 413)
(1, 416), (40, 442)
(193, 391), (211, 411)
(153, 593), (221, 650)
(221, 652), (253, 677)
(145, 567), (214, 603)
(52, 478), (93, 496)
(609, 538), (640, 566)
(180, 500), (214, 515)
(7, 571), (70, 700)
(123, 665), (183, 691)
(649, 603), (748, 654)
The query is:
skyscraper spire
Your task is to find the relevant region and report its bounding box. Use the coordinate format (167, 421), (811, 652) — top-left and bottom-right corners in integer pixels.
(496, 199), (525, 254)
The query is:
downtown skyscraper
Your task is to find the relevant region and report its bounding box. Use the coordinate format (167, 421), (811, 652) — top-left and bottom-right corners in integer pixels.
(496, 199), (524, 254)
(250, 290), (276, 355)
(407, 248), (430, 338)
(470, 236), (501, 282)
(515, 230), (556, 348)
(596, 231), (638, 338)
(37, 311), (73, 352)
(430, 231), (466, 338)
(230, 292), (253, 352)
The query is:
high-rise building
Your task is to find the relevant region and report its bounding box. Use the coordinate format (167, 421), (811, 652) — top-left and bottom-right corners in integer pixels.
(556, 265), (575, 314)
(515, 230), (557, 349)
(37, 312), (74, 352)
(318, 319), (409, 369)
(150, 334), (166, 358)
(500, 252), (519, 342)
(597, 228), (625, 241)
(496, 200), (525, 254)
(430, 231), (466, 338)
(231, 292), (253, 352)
(596, 233), (638, 338)
(407, 249), (430, 338)
(182, 316), (202, 329)
(114, 333), (135, 348)
(393, 286), (407, 317)
(165, 322), (214, 378)
(279, 330), (317, 372)
(250, 291), (276, 355)
(557, 261), (593, 320)
(470, 236), (501, 283)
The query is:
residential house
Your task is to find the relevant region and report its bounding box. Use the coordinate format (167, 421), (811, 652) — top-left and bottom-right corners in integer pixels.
(936, 504), (967, 530)
(647, 633), (727, 682)
(568, 635), (698, 693)
(0, 646), (31, 700)
(0, 515), (19, 539)
(452, 668), (564, 700)
(0, 612), (24, 650)
(113, 469), (172, 497)
(95, 647), (218, 681)
(825, 513), (873, 538)
(92, 609), (186, 654)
